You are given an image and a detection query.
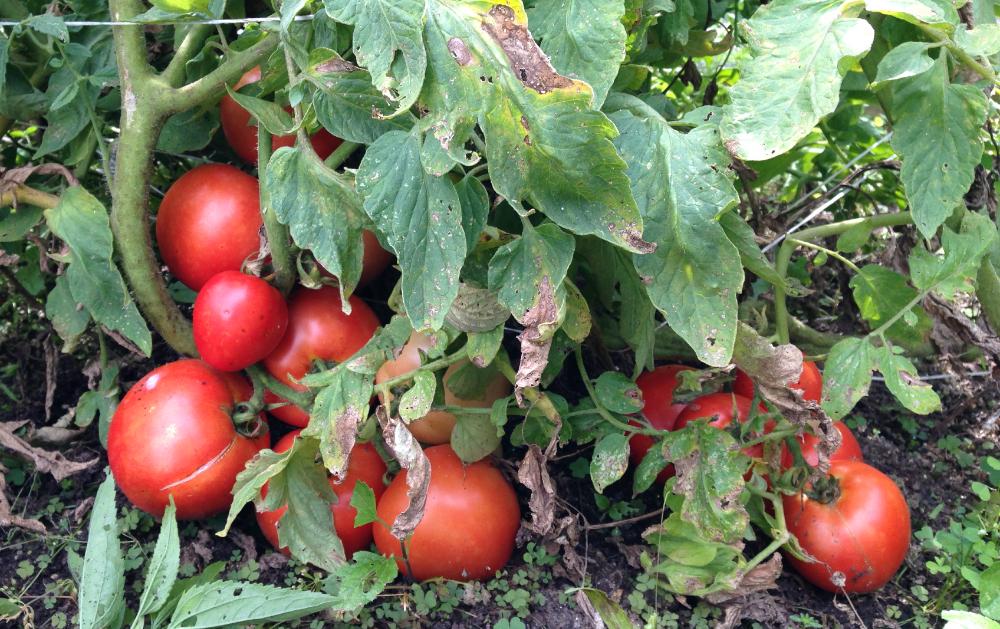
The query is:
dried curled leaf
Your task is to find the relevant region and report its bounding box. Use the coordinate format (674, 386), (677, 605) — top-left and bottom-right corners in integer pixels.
(515, 276), (560, 403)
(0, 420), (97, 481)
(378, 408), (431, 540)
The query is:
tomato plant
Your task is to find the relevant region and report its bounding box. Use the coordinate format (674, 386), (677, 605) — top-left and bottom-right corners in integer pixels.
(781, 421), (863, 470)
(373, 445), (520, 581)
(154, 164), (262, 291)
(784, 460), (911, 593)
(263, 286), (380, 426)
(734, 360), (823, 403)
(193, 271), (288, 372)
(220, 66), (342, 165)
(256, 430), (387, 559)
(107, 360), (267, 520)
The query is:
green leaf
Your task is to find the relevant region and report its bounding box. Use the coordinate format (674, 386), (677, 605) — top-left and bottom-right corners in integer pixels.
(956, 25), (1000, 57)
(0, 599), (20, 620)
(306, 51), (415, 144)
(266, 147), (366, 305)
(891, 56), (988, 238)
(303, 366), (375, 480)
(356, 131), (466, 330)
(131, 500), (180, 626)
(399, 369), (436, 422)
(324, 0), (427, 116)
(0, 34), (9, 97)
(451, 413), (502, 463)
(942, 611), (1000, 629)
(225, 86), (296, 135)
(157, 107), (220, 154)
(591, 432), (630, 493)
(24, 14), (69, 42)
(608, 96), (742, 367)
(875, 345), (941, 414)
(528, 0), (627, 108)
(45, 188), (152, 356)
(836, 222), (874, 252)
(667, 422), (748, 543)
(466, 325), (504, 367)
(579, 588), (634, 629)
(642, 513), (750, 597)
(594, 372), (643, 415)
(350, 481), (379, 527)
(0, 205), (42, 242)
(849, 264), (932, 347)
(455, 174), (489, 253)
(219, 447), (293, 537)
(46, 275), (90, 350)
(79, 473), (125, 629)
(324, 551), (398, 612)
(167, 581), (336, 628)
(718, 211), (790, 290)
(821, 337), (877, 420)
(909, 213), (997, 299)
(719, 0), (873, 161)
(871, 41), (935, 88)
(657, 0), (696, 48)
(633, 444), (668, 496)
(864, 0), (958, 26)
(421, 1), (649, 253)
(562, 281), (592, 343)
(980, 562), (1000, 621)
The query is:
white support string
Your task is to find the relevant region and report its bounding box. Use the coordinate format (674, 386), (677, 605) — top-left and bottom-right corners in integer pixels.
(0, 14), (315, 27)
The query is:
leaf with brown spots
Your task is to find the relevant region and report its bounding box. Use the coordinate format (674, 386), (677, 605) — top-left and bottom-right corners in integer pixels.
(378, 409), (431, 540)
(516, 444), (556, 535)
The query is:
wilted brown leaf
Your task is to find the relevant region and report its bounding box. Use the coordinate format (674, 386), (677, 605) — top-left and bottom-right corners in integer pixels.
(516, 444), (556, 535)
(378, 408), (431, 540)
(0, 420), (97, 481)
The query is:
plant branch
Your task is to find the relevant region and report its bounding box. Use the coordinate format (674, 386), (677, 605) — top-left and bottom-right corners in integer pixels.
(916, 23), (997, 83)
(323, 141), (361, 170)
(0, 185), (60, 209)
(246, 365), (315, 410)
(574, 346), (659, 436)
(373, 350), (468, 395)
(258, 128), (295, 294)
(162, 24), (212, 88)
(585, 508), (664, 531)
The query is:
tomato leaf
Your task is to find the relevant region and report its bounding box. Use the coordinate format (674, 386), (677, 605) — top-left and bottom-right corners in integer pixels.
(633, 443), (668, 496)
(891, 56), (988, 238)
(719, 0), (873, 161)
(821, 337), (877, 420)
(421, 2), (650, 252)
(909, 213), (997, 299)
(578, 587), (634, 629)
(718, 212), (792, 291)
(643, 512), (747, 597)
(266, 147), (366, 307)
(875, 345), (941, 414)
(591, 432), (630, 493)
(46, 275), (90, 351)
(399, 369), (436, 422)
(225, 85), (296, 135)
(608, 95), (742, 367)
(451, 412), (502, 464)
(356, 130), (467, 331)
(220, 447), (293, 537)
(850, 264), (932, 347)
(466, 325), (505, 368)
(323, 551), (399, 612)
(527, 0), (627, 108)
(44, 187), (153, 356)
(303, 367), (374, 480)
(871, 41), (935, 88)
(488, 222), (574, 397)
(955, 24), (1000, 57)
(668, 422), (748, 543)
(166, 580), (337, 628)
(131, 499), (180, 625)
(324, 0), (427, 116)
(380, 410), (432, 539)
(350, 480), (378, 528)
(78, 472), (125, 629)
(864, 0), (958, 26)
(594, 372), (643, 415)
(562, 281), (592, 343)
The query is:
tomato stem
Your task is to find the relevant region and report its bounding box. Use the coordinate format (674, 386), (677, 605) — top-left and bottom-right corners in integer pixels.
(372, 350), (468, 395)
(574, 346), (661, 437)
(323, 141), (361, 170)
(246, 364), (316, 411)
(257, 127), (296, 294)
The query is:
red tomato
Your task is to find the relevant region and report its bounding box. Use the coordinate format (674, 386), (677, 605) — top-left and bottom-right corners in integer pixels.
(256, 430), (387, 558)
(375, 332), (511, 444)
(374, 445), (520, 581)
(220, 66), (342, 165)
(263, 286), (380, 426)
(320, 230), (395, 287)
(156, 164), (262, 291)
(108, 360), (267, 519)
(675, 392), (763, 457)
(734, 360), (823, 403)
(628, 365), (693, 484)
(781, 421), (863, 470)
(193, 271), (289, 372)
(784, 460), (910, 593)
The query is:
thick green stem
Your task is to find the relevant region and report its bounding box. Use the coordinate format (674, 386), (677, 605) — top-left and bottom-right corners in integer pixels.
(323, 141), (361, 170)
(0, 185), (60, 209)
(162, 24), (212, 88)
(774, 211), (913, 344)
(246, 365), (315, 410)
(977, 257), (1000, 333)
(258, 128), (295, 294)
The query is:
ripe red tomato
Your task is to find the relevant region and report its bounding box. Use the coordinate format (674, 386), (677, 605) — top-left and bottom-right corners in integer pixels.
(263, 286), (380, 426)
(628, 365), (693, 484)
(781, 421), (863, 470)
(156, 164), (262, 291)
(193, 271), (288, 372)
(733, 360), (823, 403)
(675, 392), (763, 457)
(784, 460), (910, 593)
(256, 430), (387, 559)
(373, 445), (520, 581)
(375, 332), (511, 444)
(108, 360), (268, 519)
(220, 66), (342, 165)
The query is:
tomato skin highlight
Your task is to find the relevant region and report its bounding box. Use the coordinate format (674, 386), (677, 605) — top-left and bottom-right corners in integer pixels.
(219, 66), (342, 165)
(373, 445), (520, 581)
(781, 421), (863, 470)
(156, 164), (262, 291)
(783, 460), (910, 593)
(733, 360), (823, 403)
(193, 271), (289, 372)
(107, 360), (266, 520)
(628, 365), (693, 484)
(256, 430), (387, 558)
(263, 286), (380, 426)
(375, 332), (511, 444)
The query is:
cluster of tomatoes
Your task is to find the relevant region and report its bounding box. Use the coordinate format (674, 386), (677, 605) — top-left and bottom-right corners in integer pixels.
(107, 67), (521, 582)
(628, 362), (911, 593)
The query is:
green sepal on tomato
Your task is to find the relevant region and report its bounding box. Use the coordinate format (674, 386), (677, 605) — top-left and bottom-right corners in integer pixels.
(263, 286), (380, 427)
(107, 360), (268, 520)
(193, 271), (288, 372)
(783, 460), (911, 593)
(256, 430), (388, 559)
(373, 445), (520, 581)
(220, 66), (342, 165)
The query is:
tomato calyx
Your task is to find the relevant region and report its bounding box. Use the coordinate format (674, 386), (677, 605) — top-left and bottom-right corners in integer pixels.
(805, 473), (842, 505)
